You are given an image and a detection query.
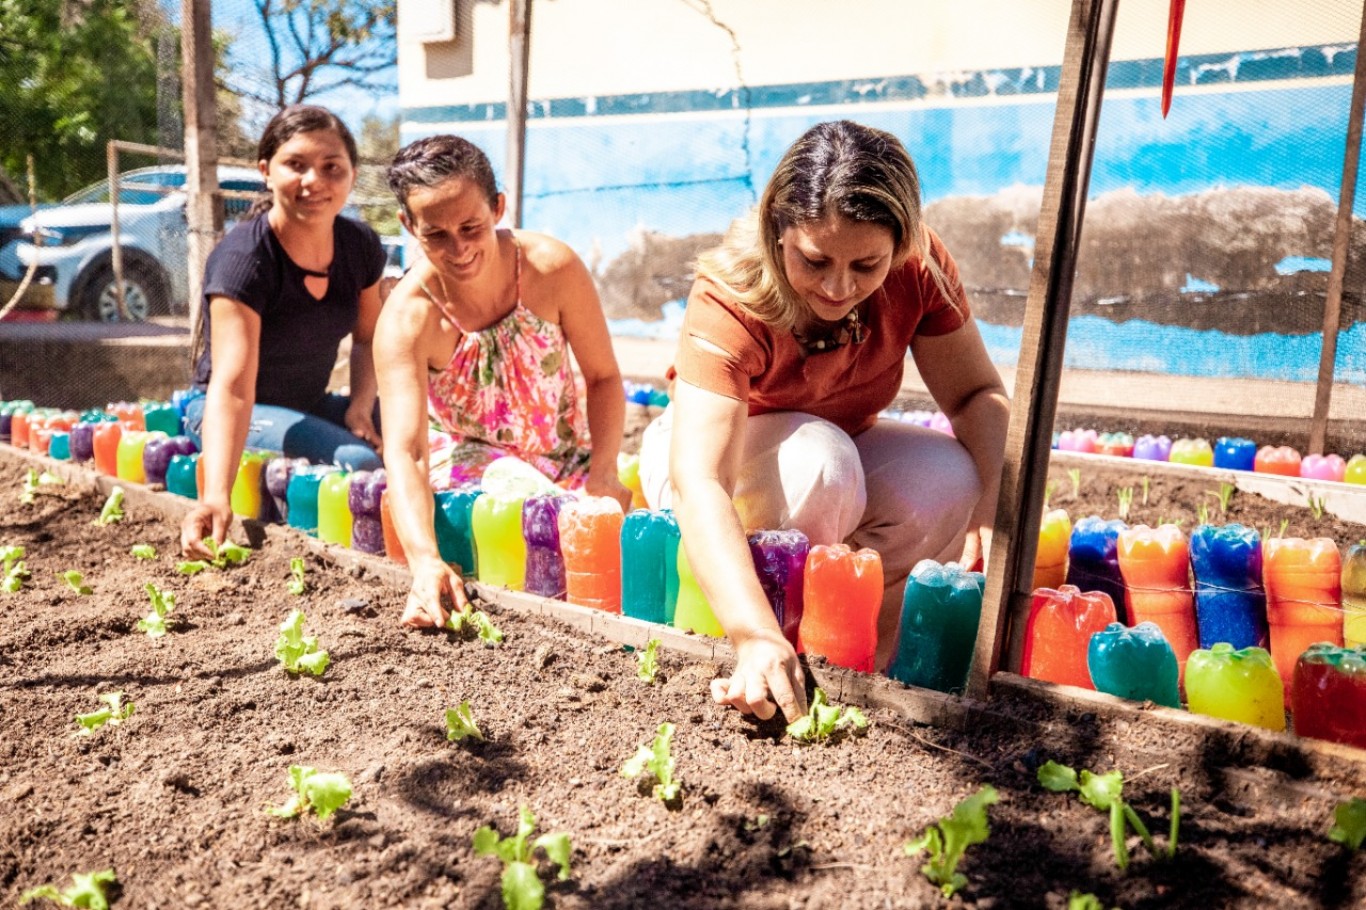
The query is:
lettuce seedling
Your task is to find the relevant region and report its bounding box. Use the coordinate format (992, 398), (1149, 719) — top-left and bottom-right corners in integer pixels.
(1329, 797), (1366, 851)
(129, 544), (157, 560)
(19, 867), (117, 909)
(175, 560), (209, 575)
(472, 806), (573, 910)
(266, 764), (353, 821)
(19, 469), (63, 506)
(1037, 760), (1160, 870)
(2, 546), (28, 593)
(93, 487), (125, 526)
(136, 582), (175, 638)
(447, 604), (504, 646)
(76, 692), (134, 735)
(786, 687), (868, 743)
(1068, 892), (1116, 910)
(636, 638), (660, 684)
(59, 570), (93, 595)
(445, 701), (485, 742)
(621, 721), (681, 803)
(904, 785), (999, 897)
(287, 557), (307, 596)
(176, 539), (252, 576)
(275, 609), (330, 676)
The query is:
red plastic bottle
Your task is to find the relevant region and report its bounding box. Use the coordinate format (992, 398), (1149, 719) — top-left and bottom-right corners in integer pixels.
(797, 544), (882, 672)
(557, 496), (625, 613)
(1020, 585), (1118, 689)
(1291, 643), (1366, 749)
(92, 421), (123, 477)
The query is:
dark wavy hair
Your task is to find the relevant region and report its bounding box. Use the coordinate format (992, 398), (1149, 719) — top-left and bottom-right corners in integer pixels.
(247, 105), (359, 217)
(386, 134), (499, 217)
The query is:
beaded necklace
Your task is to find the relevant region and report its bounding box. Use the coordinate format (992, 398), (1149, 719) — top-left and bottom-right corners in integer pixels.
(791, 305), (868, 354)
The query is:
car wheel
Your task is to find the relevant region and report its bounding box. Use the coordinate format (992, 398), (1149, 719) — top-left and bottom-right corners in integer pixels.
(77, 256), (170, 323)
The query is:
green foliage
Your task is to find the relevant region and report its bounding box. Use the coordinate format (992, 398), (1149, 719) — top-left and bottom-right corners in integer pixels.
(1209, 481), (1235, 515)
(1308, 494), (1326, 521)
(635, 638), (661, 684)
(1067, 468), (1082, 499)
(472, 806), (573, 910)
(287, 557), (307, 596)
(59, 570), (93, 595)
(75, 692), (134, 735)
(1329, 797), (1366, 851)
(786, 688), (868, 744)
(1043, 479), (1057, 510)
(1067, 892), (1115, 910)
(2, 545), (29, 593)
(20, 468), (64, 505)
(1037, 760), (1173, 870)
(621, 722), (681, 803)
(274, 609), (330, 676)
(1196, 501), (1210, 527)
(904, 785), (999, 897)
(129, 544), (157, 560)
(177, 538), (252, 575)
(19, 867), (117, 909)
(1115, 487), (1133, 522)
(447, 604), (504, 646)
(136, 582), (174, 637)
(93, 487), (125, 526)
(444, 701), (485, 742)
(266, 765), (353, 821)
(1140, 476), (1150, 506)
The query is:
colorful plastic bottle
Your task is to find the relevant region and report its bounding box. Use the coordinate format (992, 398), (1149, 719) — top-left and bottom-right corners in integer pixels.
(472, 491), (528, 590)
(143, 434), (197, 487)
(166, 453), (201, 500)
(798, 544), (883, 672)
(115, 430), (153, 484)
(434, 485), (482, 577)
(141, 401), (180, 437)
(1291, 643), (1366, 748)
(617, 453), (648, 510)
(263, 455), (308, 523)
(48, 431), (70, 461)
(621, 509), (676, 623)
(1190, 524), (1268, 650)
(1117, 524), (1197, 679)
(1342, 542), (1366, 648)
(1033, 509), (1071, 591)
(108, 401), (144, 430)
(1065, 516), (1129, 623)
(1133, 434), (1172, 462)
(286, 466), (334, 535)
(348, 469), (387, 555)
(1346, 454), (1366, 486)
(1300, 453), (1345, 482)
(1262, 537), (1343, 693)
(1086, 621), (1181, 707)
(748, 529), (809, 648)
(1255, 445), (1301, 477)
(1058, 428), (1098, 454)
(92, 421), (122, 476)
(230, 451), (272, 520)
(1184, 643), (1285, 731)
(1213, 437), (1257, 471)
(674, 540), (724, 637)
(1020, 585), (1118, 689)
(662, 512), (682, 625)
(69, 421), (98, 463)
(558, 496), (624, 612)
(11, 410), (32, 449)
(1169, 438), (1214, 467)
(523, 493), (568, 599)
(1096, 432), (1134, 458)
(379, 489), (407, 565)
(316, 471), (354, 546)
(29, 426), (54, 458)
(887, 559), (984, 693)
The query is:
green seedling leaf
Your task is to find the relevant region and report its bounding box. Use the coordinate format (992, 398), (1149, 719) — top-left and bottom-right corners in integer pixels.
(59, 570), (93, 595)
(1168, 787), (1182, 858)
(0, 544), (25, 567)
(175, 560), (209, 575)
(1078, 770), (1124, 811)
(786, 688), (869, 743)
(1067, 467), (1082, 499)
(266, 764), (352, 821)
(19, 867), (117, 909)
(620, 721), (681, 803)
(1038, 761), (1165, 871)
(203, 537), (251, 568)
(904, 784), (999, 897)
(1037, 760), (1080, 794)
(274, 609), (330, 676)
(473, 806), (574, 910)
(129, 544), (157, 560)
(1067, 892), (1114, 910)
(286, 557), (307, 596)
(501, 861), (544, 910)
(636, 638), (660, 684)
(1329, 797), (1366, 851)
(136, 582), (175, 638)
(3, 560), (30, 593)
(94, 487), (125, 526)
(75, 692), (134, 735)
(445, 701), (485, 742)
(447, 604), (504, 646)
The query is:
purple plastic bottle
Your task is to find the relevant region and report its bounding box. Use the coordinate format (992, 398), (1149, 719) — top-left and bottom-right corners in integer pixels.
(348, 469), (388, 554)
(523, 494), (568, 599)
(143, 435), (198, 487)
(69, 421), (98, 463)
(1133, 434), (1172, 462)
(264, 456), (311, 524)
(747, 529), (809, 647)
(1065, 516), (1130, 624)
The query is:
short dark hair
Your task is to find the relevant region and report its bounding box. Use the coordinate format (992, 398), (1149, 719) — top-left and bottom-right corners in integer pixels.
(386, 134), (499, 215)
(257, 104), (359, 167)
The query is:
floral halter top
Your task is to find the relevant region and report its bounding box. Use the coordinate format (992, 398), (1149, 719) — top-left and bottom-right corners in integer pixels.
(421, 234), (592, 491)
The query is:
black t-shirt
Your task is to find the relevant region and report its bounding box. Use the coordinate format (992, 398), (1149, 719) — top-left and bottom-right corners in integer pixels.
(191, 212), (385, 412)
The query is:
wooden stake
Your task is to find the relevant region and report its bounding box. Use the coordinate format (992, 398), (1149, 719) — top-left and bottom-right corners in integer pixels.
(506, 0), (533, 229)
(182, 0), (222, 363)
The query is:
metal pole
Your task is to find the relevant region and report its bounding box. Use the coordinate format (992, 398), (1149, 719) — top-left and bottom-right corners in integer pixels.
(506, 0), (532, 228)
(1309, 0), (1366, 455)
(967, 0), (1120, 700)
(182, 0), (222, 363)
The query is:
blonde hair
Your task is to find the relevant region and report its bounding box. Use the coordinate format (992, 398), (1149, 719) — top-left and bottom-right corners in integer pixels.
(694, 120), (958, 330)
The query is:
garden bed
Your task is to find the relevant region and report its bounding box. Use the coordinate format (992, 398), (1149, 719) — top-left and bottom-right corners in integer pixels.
(1, 448), (1364, 909)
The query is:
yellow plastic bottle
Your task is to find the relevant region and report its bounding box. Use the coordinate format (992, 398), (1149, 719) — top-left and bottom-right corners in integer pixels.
(1184, 643), (1285, 731)
(230, 451), (272, 520)
(115, 430), (155, 484)
(316, 472), (354, 547)
(471, 492), (528, 590)
(674, 541), (724, 637)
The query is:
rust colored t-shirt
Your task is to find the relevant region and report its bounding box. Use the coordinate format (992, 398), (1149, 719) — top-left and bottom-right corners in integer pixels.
(673, 230), (970, 436)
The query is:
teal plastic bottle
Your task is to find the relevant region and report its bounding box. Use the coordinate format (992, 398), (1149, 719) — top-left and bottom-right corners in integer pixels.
(621, 509), (675, 624)
(886, 559), (985, 693)
(1086, 621), (1181, 707)
(142, 401), (181, 437)
(286, 466), (335, 535)
(166, 453), (200, 500)
(434, 485), (482, 578)
(661, 511), (681, 624)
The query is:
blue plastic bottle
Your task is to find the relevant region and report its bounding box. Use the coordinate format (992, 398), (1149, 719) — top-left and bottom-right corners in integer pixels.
(621, 509), (676, 624)
(886, 559), (985, 693)
(1190, 523), (1268, 650)
(166, 452), (200, 500)
(1065, 516), (1130, 623)
(434, 485), (482, 578)
(1086, 621), (1181, 707)
(1213, 437), (1257, 471)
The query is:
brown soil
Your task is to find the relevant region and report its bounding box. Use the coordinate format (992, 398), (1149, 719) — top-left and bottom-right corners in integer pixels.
(1, 451), (1364, 910)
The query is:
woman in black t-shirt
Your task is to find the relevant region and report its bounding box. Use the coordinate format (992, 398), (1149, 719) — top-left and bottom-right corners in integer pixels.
(180, 105), (385, 558)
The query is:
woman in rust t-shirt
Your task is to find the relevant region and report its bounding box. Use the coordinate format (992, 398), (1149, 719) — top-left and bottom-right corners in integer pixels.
(637, 121), (1009, 724)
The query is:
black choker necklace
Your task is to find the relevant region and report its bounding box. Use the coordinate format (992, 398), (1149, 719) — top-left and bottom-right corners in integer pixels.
(792, 306), (868, 354)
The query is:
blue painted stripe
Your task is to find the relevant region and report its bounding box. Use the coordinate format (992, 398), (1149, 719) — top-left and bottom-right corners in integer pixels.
(405, 43), (1355, 125)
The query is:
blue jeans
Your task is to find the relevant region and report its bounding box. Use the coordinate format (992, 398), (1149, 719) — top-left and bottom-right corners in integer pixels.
(183, 391), (382, 471)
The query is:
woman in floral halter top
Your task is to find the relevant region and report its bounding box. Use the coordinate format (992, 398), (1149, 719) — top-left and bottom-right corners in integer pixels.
(375, 135), (631, 629)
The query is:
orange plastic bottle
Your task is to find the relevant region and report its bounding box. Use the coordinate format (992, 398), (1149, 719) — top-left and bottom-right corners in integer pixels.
(1117, 524), (1197, 681)
(557, 496), (625, 613)
(1033, 509), (1071, 591)
(92, 421), (123, 477)
(11, 410), (32, 449)
(1020, 585), (1118, 689)
(108, 401), (145, 430)
(797, 544), (883, 672)
(1262, 537), (1343, 694)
